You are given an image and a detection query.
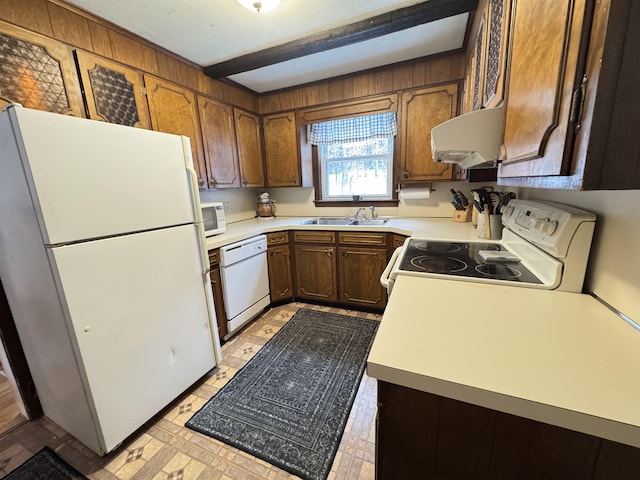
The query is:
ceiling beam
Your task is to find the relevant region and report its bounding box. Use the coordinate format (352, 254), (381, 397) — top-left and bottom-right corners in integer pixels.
(204, 0), (478, 79)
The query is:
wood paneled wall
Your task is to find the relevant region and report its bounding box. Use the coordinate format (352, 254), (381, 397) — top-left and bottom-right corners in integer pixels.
(259, 54), (466, 114)
(1, 0), (465, 115)
(0, 0), (259, 112)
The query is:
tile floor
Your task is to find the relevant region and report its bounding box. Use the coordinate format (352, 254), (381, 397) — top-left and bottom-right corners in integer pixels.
(0, 303), (381, 479)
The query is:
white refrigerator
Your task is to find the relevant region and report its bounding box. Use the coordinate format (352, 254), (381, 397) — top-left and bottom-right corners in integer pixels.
(0, 105), (221, 455)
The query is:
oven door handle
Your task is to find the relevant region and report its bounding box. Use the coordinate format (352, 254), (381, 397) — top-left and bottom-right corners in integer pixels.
(380, 246), (403, 291)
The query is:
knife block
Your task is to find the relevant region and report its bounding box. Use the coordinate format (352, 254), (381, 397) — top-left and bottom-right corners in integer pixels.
(452, 204), (473, 222)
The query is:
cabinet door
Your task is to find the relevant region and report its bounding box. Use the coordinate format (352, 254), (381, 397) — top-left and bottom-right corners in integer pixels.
(294, 245), (337, 302)
(263, 111), (302, 187)
(234, 109), (265, 188)
(76, 50), (150, 128)
(208, 251), (228, 340)
(0, 22), (84, 117)
(198, 96), (240, 189)
(338, 246), (387, 309)
(499, 0), (591, 178)
(398, 84), (458, 182)
(267, 244), (293, 302)
(144, 75), (207, 189)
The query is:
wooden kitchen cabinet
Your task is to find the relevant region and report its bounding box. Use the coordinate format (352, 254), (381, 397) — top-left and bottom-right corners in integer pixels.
(293, 231), (337, 303)
(266, 232), (293, 303)
(208, 250), (228, 340)
(262, 111), (312, 187)
(498, 0), (640, 190)
(391, 234), (408, 249)
(0, 22), (84, 117)
(337, 232), (388, 310)
(234, 108), (265, 188)
(144, 75), (207, 189)
(75, 50), (150, 128)
(198, 95), (240, 189)
(376, 380), (640, 479)
(397, 84), (459, 182)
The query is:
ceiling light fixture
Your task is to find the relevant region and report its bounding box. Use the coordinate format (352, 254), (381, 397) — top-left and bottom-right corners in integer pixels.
(236, 0), (281, 14)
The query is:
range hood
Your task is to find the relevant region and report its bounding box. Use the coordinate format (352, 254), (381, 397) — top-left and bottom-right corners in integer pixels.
(431, 106), (504, 169)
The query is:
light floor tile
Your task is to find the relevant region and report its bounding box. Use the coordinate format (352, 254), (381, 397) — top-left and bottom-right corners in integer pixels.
(0, 303), (378, 479)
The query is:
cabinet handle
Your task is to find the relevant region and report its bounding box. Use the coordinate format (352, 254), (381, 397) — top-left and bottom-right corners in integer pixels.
(402, 171), (410, 179)
(326, 250), (333, 258)
(292, 177), (298, 184)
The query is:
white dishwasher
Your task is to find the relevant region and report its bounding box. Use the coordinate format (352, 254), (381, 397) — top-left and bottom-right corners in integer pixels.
(219, 234), (270, 339)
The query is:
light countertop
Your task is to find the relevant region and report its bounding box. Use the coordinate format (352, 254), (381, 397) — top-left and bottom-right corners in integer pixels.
(204, 216), (481, 250)
(367, 275), (640, 447)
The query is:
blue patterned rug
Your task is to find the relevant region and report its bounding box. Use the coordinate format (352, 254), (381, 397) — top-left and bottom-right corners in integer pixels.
(2, 446), (87, 479)
(186, 308), (379, 480)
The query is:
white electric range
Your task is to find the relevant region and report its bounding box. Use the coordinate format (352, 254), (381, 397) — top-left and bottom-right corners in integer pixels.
(381, 199), (596, 294)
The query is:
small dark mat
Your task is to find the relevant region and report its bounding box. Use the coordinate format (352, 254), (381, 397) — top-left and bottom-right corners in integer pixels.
(2, 446), (87, 479)
(186, 308), (379, 480)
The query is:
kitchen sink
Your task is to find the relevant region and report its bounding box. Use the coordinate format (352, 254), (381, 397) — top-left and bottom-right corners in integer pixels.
(300, 217), (390, 226)
(350, 219), (389, 226)
(300, 217), (355, 225)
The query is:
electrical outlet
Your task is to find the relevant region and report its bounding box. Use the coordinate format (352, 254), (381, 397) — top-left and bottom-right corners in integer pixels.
(223, 202), (230, 213)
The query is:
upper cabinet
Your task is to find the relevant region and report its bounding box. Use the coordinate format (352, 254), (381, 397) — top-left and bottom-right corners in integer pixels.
(75, 50), (150, 128)
(198, 98), (265, 189)
(397, 84), (459, 183)
(198, 95), (240, 189)
(498, 0), (640, 190)
(234, 109), (265, 188)
(0, 22), (84, 117)
(262, 111), (312, 187)
(144, 75), (207, 188)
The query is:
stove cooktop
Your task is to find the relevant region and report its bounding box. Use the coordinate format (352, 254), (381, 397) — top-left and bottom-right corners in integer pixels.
(398, 240), (543, 284)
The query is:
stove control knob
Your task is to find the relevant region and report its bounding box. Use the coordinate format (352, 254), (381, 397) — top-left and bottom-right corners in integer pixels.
(534, 218), (558, 236)
(502, 205), (515, 217)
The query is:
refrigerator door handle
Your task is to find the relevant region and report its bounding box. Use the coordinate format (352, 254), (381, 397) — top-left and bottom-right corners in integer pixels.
(182, 137), (222, 362)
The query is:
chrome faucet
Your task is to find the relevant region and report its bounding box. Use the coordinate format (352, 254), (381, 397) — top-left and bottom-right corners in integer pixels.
(353, 207), (366, 221)
(369, 205), (377, 219)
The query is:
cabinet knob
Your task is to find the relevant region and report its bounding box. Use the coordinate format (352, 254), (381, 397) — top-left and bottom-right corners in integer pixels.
(402, 172), (410, 179)
(209, 177), (216, 185)
(198, 178), (205, 188)
(292, 177), (298, 184)
(326, 250), (333, 258)
(242, 177), (248, 185)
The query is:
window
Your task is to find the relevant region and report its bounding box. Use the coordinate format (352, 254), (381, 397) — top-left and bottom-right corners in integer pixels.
(310, 112), (396, 202)
(319, 138), (393, 200)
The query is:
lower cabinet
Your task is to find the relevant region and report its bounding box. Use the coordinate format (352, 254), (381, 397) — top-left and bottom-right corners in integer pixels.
(293, 231), (338, 303)
(266, 232), (293, 302)
(376, 381), (640, 480)
(208, 249), (228, 340)
(291, 231), (389, 310)
(337, 232), (388, 310)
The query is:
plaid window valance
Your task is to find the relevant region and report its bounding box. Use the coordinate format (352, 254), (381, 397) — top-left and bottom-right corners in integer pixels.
(309, 112), (397, 145)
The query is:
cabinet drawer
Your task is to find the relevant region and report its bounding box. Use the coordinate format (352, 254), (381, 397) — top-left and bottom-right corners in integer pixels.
(392, 234), (408, 249)
(293, 231), (336, 244)
(338, 232), (387, 246)
(208, 249), (219, 267)
(267, 231), (289, 246)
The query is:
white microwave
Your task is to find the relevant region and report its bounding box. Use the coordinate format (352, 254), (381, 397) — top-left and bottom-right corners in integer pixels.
(201, 202), (226, 236)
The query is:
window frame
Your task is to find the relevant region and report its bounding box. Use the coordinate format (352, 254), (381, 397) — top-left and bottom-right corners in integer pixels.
(312, 143), (399, 207)
(317, 137), (395, 202)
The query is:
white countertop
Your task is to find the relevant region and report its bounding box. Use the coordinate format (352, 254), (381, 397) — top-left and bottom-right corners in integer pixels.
(367, 275), (640, 447)
(205, 216), (481, 250)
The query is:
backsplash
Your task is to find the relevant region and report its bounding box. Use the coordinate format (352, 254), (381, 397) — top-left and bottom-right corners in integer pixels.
(519, 188), (639, 324)
(200, 184), (638, 324)
(267, 182), (499, 219)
